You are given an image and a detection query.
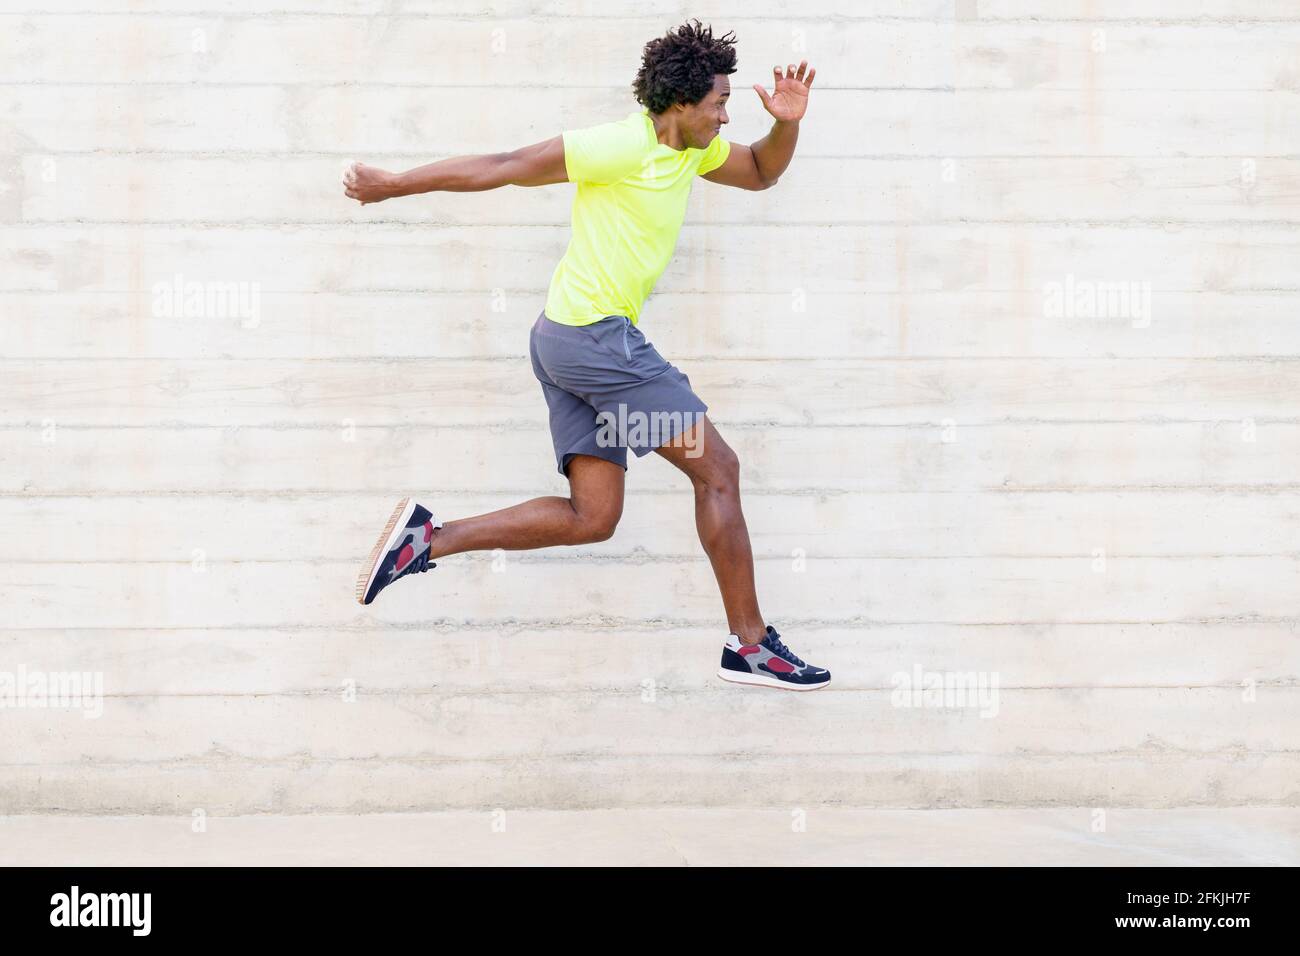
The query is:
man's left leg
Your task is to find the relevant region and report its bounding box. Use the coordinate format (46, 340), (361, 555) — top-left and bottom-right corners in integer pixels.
(573, 315), (829, 689)
(653, 415), (765, 645)
(654, 414), (831, 690)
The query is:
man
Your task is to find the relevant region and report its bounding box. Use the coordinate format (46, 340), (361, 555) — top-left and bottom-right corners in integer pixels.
(344, 20), (828, 690)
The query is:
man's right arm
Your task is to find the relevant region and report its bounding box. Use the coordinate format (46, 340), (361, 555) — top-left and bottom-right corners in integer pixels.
(343, 135), (568, 204)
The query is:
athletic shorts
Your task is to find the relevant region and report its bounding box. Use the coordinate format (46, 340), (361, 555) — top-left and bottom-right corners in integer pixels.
(529, 309), (708, 477)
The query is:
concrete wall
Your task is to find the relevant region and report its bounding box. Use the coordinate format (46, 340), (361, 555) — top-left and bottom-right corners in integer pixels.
(1, 1), (1296, 813)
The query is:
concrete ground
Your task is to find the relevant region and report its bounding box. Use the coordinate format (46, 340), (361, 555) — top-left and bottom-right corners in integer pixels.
(2, 808), (1296, 866)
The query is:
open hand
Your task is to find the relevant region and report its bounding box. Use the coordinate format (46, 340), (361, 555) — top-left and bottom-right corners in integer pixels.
(342, 161), (399, 205)
(753, 60), (816, 123)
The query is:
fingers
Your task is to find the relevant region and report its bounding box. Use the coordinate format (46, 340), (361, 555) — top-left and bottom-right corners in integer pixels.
(753, 83), (771, 109)
(342, 161), (364, 203)
(775, 60), (814, 87)
(340, 161), (385, 204)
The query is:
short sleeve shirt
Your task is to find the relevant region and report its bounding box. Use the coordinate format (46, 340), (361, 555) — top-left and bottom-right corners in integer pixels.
(543, 108), (731, 327)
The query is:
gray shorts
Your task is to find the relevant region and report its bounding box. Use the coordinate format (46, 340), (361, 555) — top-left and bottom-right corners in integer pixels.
(529, 310), (708, 477)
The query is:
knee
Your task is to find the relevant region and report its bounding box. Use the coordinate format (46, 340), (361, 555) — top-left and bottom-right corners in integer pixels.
(570, 503), (621, 544)
(582, 511), (620, 543)
(696, 446), (741, 498)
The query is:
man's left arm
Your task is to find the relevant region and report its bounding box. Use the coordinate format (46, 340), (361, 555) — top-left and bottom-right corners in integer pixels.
(702, 60), (815, 192)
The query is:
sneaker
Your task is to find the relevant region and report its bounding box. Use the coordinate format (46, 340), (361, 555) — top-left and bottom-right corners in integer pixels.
(356, 497), (442, 605)
(717, 624), (830, 691)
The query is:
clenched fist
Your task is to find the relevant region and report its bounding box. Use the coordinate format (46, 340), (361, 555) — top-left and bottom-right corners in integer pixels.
(342, 161), (400, 205)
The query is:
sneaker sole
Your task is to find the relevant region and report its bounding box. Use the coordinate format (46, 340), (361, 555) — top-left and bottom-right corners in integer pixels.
(355, 496), (417, 605)
(716, 668), (830, 691)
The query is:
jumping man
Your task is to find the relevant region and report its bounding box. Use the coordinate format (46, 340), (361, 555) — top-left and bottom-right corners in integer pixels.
(344, 20), (828, 690)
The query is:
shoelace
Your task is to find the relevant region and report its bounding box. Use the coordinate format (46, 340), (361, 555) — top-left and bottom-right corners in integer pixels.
(764, 627), (806, 668)
(402, 550), (434, 576)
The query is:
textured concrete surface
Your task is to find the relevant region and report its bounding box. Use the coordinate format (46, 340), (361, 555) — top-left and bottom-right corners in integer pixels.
(2, 3), (1298, 813)
(2, 808), (1296, 867)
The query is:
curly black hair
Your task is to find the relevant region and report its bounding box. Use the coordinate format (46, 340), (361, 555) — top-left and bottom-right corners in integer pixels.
(633, 19), (737, 114)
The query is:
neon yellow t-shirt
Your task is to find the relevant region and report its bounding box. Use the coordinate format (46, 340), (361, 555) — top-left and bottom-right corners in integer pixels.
(543, 108), (731, 327)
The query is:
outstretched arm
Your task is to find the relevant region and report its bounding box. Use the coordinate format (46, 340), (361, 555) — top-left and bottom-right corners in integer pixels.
(343, 135), (568, 204)
(703, 60), (815, 191)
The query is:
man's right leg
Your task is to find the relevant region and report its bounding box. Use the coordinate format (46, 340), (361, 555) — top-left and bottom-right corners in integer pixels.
(426, 454), (624, 559)
(355, 454), (623, 604)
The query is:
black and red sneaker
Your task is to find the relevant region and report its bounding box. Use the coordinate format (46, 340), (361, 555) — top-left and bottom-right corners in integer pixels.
(717, 624), (831, 690)
(356, 497), (442, 605)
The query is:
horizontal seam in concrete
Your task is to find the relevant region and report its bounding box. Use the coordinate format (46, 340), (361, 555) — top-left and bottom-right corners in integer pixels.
(17, 553), (1300, 564)
(4, 750), (1296, 771)
(0, 487), (1296, 497)
(9, 220), (1300, 231)
(5, 80), (1296, 91)
(16, 218), (1300, 227)
(6, 12), (1300, 24)
(17, 150), (1300, 160)
(6, 355), (1300, 363)
(2, 288), (1295, 296)
(4, 614), (1299, 631)
(7, 417), (1300, 429)
(5, 487), (1299, 497)
(25, 681), (1294, 698)
(11, 356), (1297, 362)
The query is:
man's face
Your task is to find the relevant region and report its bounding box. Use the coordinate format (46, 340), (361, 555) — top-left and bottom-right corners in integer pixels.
(680, 74), (730, 149)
